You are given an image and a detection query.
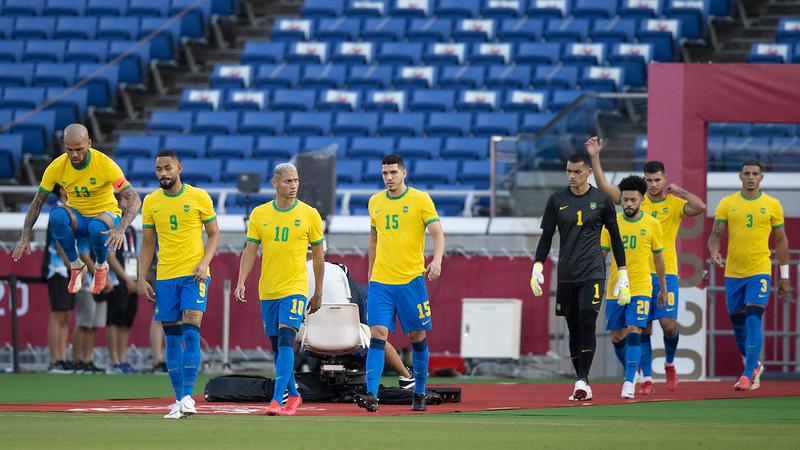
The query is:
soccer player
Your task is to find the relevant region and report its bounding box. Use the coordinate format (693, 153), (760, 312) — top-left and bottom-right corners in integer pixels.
(708, 160), (790, 391)
(235, 162), (325, 416)
(138, 150), (220, 419)
(12, 124), (141, 295)
(353, 154), (445, 413)
(530, 152), (628, 401)
(600, 175), (667, 399)
(587, 137), (706, 394)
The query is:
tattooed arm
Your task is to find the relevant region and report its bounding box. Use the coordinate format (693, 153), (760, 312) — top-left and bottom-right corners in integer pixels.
(12, 190), (49, 261)
(708, 220), (727, 268)
(104, 185), (142, 250)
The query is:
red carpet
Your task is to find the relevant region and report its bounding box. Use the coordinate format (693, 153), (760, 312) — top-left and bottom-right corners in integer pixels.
(1, 381), (798, 416)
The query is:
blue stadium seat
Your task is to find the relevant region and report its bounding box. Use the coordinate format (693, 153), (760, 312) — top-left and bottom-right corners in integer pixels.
(362, 17), (407, 42)
(456, 89), (499, 112)
(4, 0), (44, 15)
(316, 17), (362, 42)
(254, 64), (300, 88)
(424, 42), (467, 65)
(209, 64), (253, 89)
(301, 64), (347, 89)
(0, 63), (34, 87)
(776, 19), (800, 46)
(503, 89), (548, 112)
(223, 158), (270, 182)
(1, 87), (45, 110)
(9, 109), (56, 154)
(0, 135), (24, 179)
(163, 135), (208, 159)
(271, 18), (314, 41)
(286, 112), (333, 136)
(413, 160), (458, 185)
(633, 135), (647, 159)
(497, 18), (544, 42)
(287, 42), (330, 65)
(591, 19), (637, 45)
(333, 112), (379, 136)
(109, 40), (151, 85)
(443, 136), (488, 159)
(318, 89), (361, 111)
(751, 124), (796, 138)
(207, 135), (254, 159)
(378, 42), (424, 66)
(337, 159), (364, 184)
(140, 17), (182, 60)
(344, 0), (386, 17)
(0, 18), (13, 40)
(572, 0), (616, 20)
(87, 0), (128, 16)
(459, 160), (490, 188)
(389, 0), (429, 17)
(128, 0), (168, 16)
(473, 112), (518, 136)
(44, 0), (87, 16)
(580, 66), (624, 93)
(453, 19), (497, 43)
(170, 0), (212, 39)
(300, 0), (344, 18)
(180, 158), (223, 184)
(254, 136), (299, 159)
(395, 66), (436, 89)
(482, 0), (524, 18)
(544, 18), (591, 43)
(194, 111), (239, 135)
(380, 112), (425, 136)
(427, 112), (472, 136)
(664, 0), (706, 40)
(527, 0), (569, 19)
(97, 17), (140, 41)
(55, 17), (98, 40)
(725, 136), (770, 161)
(0, 41), (25, 63)
(470, 43), (512, 65)
(748, 43), (789, 64)
(516, 42), (561, 65)
(116, 135), (161, 158)
(349, 136), (395, 159)
(45, 87), (88, 128)
(332, 42), (376, 66)
(272, 89), (316, 111)
(769, 137), (800, 160)
(520, 112), (556, 133)
(533, 65), (578, 89)
(22, 40), (66, 63)
(240, 42), (286, 65)
(440, 66), (485, 89)
(486, 65), (530, 89)
(14, 17), (56, 39)
(397, 137), (440, 159)
(34, 63), (76, 87)
(224, 89), (268, 111)
(407, 18), (453, 42)
(409, 89), (455, 112)
(363, 90), (406, 112)
(550, 89), (587, 110)
(708, 122), (751, 137)
(619, 0), (662, 22)
(435, 0), (480, 18)
(347, 65), (393, 89)
(77, 63), (119, 107)
(147, 111), (194, 134)
(637, 19), (681, 62)
(608, 43), (652, 87)
(302, 136), (348, 156)
(66, 40), (109, 64)
(129, 158), (156, 183)
(240, 111), (286, 135)
(563, 43), (607, 67)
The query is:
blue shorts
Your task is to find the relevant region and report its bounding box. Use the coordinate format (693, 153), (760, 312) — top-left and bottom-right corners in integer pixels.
(154, 275), (210, 322)
(67, 206), (121, 238)
(260, 294), (307, 336)
(725, 275), (771, 314)
(650, 274), (679, 320)
(606, 295), (651, 331)
(367, 276), (432, 334)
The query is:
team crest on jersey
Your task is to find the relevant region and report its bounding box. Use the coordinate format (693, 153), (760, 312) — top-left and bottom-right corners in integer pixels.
(640, 229), (646, 236)
(589, 202), (597, 210)
(89, 177), (96, 185)
(183, 205), (190, 213)
(662, 207), (668, 213)
(403, 206), (409, 213)
(294, 219), (301, 227)
(760, 207), (766, 213)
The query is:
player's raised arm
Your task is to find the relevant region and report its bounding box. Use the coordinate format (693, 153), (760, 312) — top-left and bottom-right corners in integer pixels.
(667, 183), (706, 217)
(12, 189), (50, 261)
(585, 136), (621, 203)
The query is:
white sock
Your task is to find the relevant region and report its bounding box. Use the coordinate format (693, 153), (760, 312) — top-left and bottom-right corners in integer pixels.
(70, 260), (84, 269)
(95, 262), (109, 269)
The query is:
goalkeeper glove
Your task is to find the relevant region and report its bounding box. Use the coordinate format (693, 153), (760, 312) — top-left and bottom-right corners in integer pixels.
(530, 262), (544, 297)
(614, 268), (631, 305)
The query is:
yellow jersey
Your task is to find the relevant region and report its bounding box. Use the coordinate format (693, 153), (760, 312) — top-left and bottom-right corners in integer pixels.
(641, 194), (687, 275)
(601, 212), (665, 299)
(369, 187), (439, 284)
(713, 191), (784, 278)
(141, 184), (216, 280)
(246, 199), (325, 300)
(39, 149), (129, 217)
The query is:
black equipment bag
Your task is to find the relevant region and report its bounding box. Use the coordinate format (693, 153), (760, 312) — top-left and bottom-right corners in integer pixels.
(204, 374), (275, 402)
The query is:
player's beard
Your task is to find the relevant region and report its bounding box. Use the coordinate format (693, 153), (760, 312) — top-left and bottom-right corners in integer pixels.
(624, 207), (639, 218)
(159, 178), (176, 190)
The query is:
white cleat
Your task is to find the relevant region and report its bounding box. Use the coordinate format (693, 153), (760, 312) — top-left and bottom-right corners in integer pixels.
(179, 395), (197, 417)
(621, 381), (635, 399)
(751, 363), (765, 391)
(569, 379), (592, 401)
(164, 401), (184, 419)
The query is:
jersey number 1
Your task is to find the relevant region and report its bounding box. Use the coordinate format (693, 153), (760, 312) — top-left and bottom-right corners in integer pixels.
(576, 210), (583, 226)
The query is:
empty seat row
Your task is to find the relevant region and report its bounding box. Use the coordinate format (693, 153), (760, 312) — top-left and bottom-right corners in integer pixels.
(0, 108), (56, 154)
(747, 42), (800, 64)
(708, 122), (800, 138)
(0, 63), (119, 107)
(0, 87), (89, 128)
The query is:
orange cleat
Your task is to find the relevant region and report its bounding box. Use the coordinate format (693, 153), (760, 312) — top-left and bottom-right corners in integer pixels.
(665, 364), (679, 392)
(67, 264), (87, 294)
(282, 395), (302, 416)
(266, 400), (283, 416)
(636, 380), (654, 395)
(91, 264), (109, 294)
(733, 376), (752, 391)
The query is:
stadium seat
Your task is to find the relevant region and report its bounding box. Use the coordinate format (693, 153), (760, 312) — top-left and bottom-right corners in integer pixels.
(254, 136), (299, 159)
(347, 65), (393, 89)
(337, 159), (364, 184)
(544, 18), (590, 43)
(128, 0), (168, 16)
(412, 160), (458, 185)
(443, 137), (488, 159)
(520, 112), (557, 133)
(179, 89), (220, 111)
(77, 63), (119, 107)
(224, 89), (268, 111)
(619, 0), (662, 22)
(9, 109), (56, 154)
(486, 65), (530, 89)
(456, 90), (499, 112)
(55, 17), (98, 40)
(0, 41), (25, 63)
(180, 158), (223, 184)
(240, 42), (286, 65)
(454, 19), (496, 43)
(362, 18), (407, 42)
(332, 112), (379, 136)
(86, 0), (128, 16)
(318, 89), (361, 112)
(193, 111), (240, 135)
(409, 89), (455, 112)
(23, 40), (66, 63)
(129, 158), (156, 183)
(378, 43), (424, 66)
(470, 43), (512, 65)
(223, 159), (270, 182)
(240, 111), (286, 135)
(0, 63), (34, 87)
(147, 111), (194, 134)
(532, 65), (578, 89)
(550, 89), (587, 110)
(580, 67), (624, 93)
(209, 64), (253, 89)
(636, 19), (681, 62)
(14, 17), (56, 40)
(45, 87), (89, 128)
(140, 17), (182, 60)
(440, 66), (485, 89)
(287, 42), (330, 65)
(395, 66), (436, 89)
(0, 18), (13, 40)
(302, 136), (348, 157)
(1, 87), (46, 110)
(407, 18), (453, 42)
(332, 42), (376, 65)
(460, 160), (490, 188)
(206, 136), (254, 159)
(109, 40), (151, 85)
(497, 18), (544, 42)
(503, 90), (548, 112)
(379, 112), (425, 136)
(516, 43), (561, 65)
(97, 17), (140, 41)
(43, 0), (87, 16)
(163, 135), (208, 159)
(286, 112), (333, 136)
(349, 136), (395, 159)
(563, 43), (607, 67)
(170, 0), (211, 39)
(528, 0), (569, 19)
(775, 19), (800, 46)
(664, 0), (705, 40)
(473, 112), (518, 136)
(424, 42), (467, 66)
(33, 62), (75, 87)
(608, 43), (653, 88)
(345, 0), (386, 17)
(254, 64), (300, 88)
(116, 135), (161, 158)
(426, 112), (472, 137)
(591, 19), (638, 45)
(301, 64), (347, 89)
(271, 18), (314, 41)
(748, 43), (790, 64)
(66, 40), (109, 64)
(435, 0), (479, 18)
(300, 0), (344, 18)
(751, 124), (796, 138)
(0, 135), (24, 179)
(430, 188), (468, 216)
(397, 137), (440, 159)
(482, 0), (523, 18)
(272, 89), (316, 111)
(707, 123), (751, 137)
(572, 0), (615, 20)
(363, 90), (406, 112)
(316, 18), (362, 42)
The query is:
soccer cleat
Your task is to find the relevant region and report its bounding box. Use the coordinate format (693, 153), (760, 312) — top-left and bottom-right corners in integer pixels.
(266, 400), (283, 416)
(67, 264), (87, 294)
(164, 402), (184, 419)
(571, 379), (592, 401)
(621, 381), (635, 399)
(751, 363), (765, 391)
(283, 395), (302, 416)
(399, 371), (416, 390)
(733, 376), (752, 391)
(665, 364), (679, 391)
(636, 380), (654, 395)
(120, 362), (139, 374)
(179, 395), (197, 417)
(354, 392), (379, 413)
(83, 361), (104, 374)
(412, 393), (427, 412)
(91, 264), (109, 294)
(105, 363), (124, 375)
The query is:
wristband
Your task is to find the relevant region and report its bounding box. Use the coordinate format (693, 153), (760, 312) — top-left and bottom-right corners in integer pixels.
(780, 265), (789, 280)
